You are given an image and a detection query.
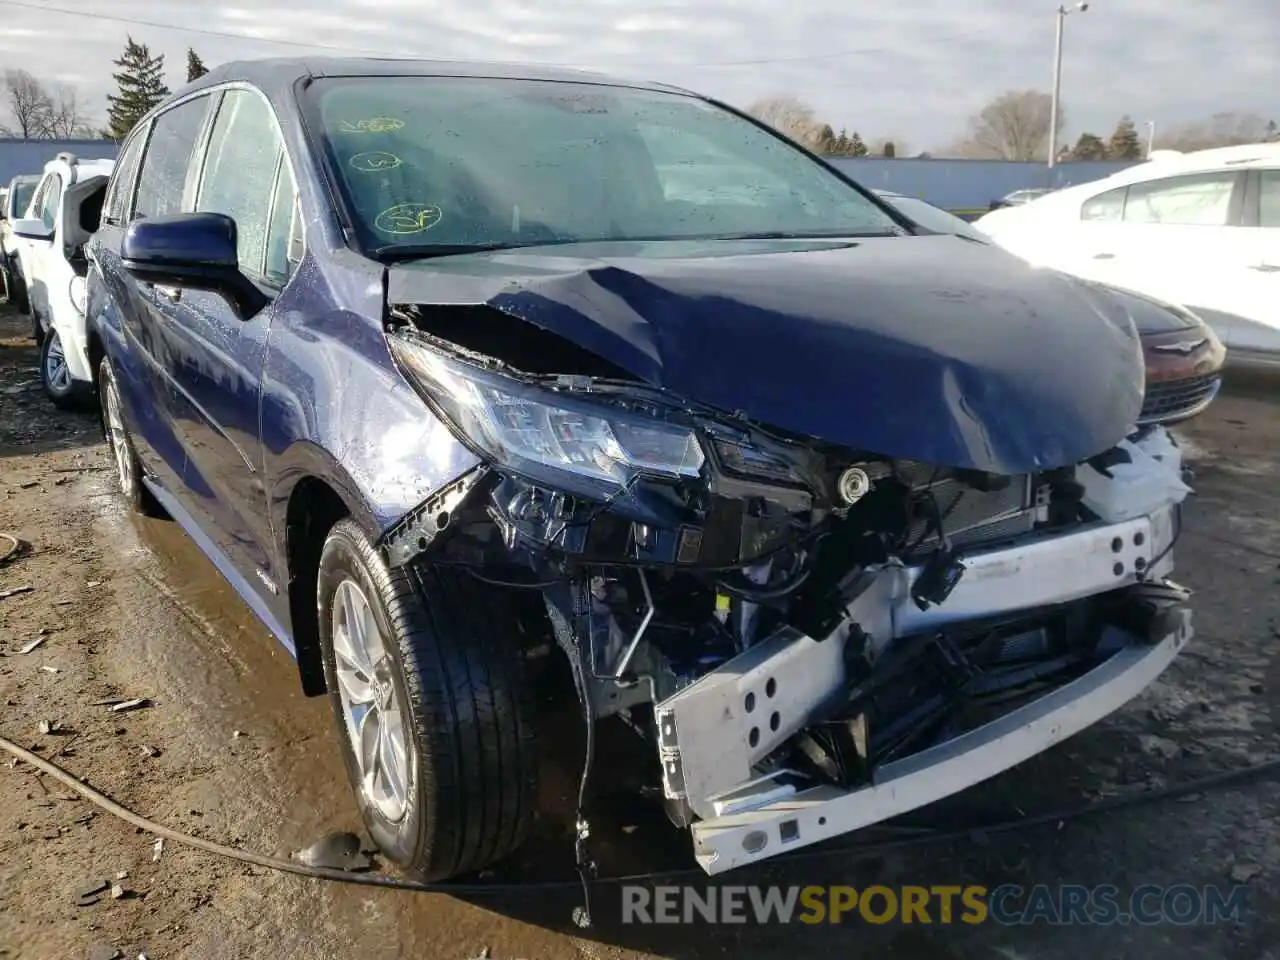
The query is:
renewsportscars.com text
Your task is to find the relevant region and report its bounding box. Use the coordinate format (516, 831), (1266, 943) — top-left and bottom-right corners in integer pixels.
(621, 883), (1250, 926)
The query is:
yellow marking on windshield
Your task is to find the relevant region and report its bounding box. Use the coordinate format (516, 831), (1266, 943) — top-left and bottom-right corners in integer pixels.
(336, 117), (405, 134)
(375, 203), (443, 235)
(350, 151), (403, 172)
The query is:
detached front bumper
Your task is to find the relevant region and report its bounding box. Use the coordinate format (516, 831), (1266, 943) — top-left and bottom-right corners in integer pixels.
(653, 505), (1189, 875)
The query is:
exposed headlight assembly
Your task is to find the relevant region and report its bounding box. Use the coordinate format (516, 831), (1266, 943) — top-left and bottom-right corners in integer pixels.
(388, 334), (706, 497)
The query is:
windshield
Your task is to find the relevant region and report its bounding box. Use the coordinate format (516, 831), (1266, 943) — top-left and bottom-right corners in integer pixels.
(10, 179), (37, 218)
(307, 76), (901, 255)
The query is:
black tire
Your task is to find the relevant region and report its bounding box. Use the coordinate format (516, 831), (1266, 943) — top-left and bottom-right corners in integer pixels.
(97, 356), (163, 517)
(317, 519), (538, 880)
(41, 328), (94, 410)
(7, 261), (30, 316)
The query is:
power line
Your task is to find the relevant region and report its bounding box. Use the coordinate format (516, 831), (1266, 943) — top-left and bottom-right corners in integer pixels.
(0, 0), (413, 56)
(0, 0), (1039, 71)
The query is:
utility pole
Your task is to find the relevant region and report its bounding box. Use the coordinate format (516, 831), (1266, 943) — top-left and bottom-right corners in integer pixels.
(1145, 120), (1156, 157)
(1048, 2), (1090, 170)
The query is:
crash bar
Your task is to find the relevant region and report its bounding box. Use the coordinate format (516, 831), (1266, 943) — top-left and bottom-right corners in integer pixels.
(691, 612), (1192, 874)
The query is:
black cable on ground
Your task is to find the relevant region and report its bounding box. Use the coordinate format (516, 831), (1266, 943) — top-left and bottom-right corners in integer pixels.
(2, 732), (1278, 895)
(0, 533), (22, 566)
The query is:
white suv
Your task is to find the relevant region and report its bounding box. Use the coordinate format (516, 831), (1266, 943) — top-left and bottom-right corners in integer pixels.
(9, 152), (115, 407)
(1, 173), (42, 329)
(975, 142), (1280, 366)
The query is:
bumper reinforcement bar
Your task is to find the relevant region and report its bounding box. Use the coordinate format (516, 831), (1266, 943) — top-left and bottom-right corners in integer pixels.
(689, 611), (1192, 874)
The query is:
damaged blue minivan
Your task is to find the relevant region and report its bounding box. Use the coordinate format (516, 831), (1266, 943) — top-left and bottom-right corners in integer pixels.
(86, 58), (1195, 882)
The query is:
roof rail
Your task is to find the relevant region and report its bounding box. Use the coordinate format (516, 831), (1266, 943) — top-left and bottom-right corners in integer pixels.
(1145, 149), (1183, 162)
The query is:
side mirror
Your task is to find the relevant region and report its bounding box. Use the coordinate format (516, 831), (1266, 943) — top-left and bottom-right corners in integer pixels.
(12, 218), (53, 241)
(122, 212), (268, 319)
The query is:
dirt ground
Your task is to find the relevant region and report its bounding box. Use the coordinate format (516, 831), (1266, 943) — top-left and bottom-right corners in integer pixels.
(1, 301), (1278, 960)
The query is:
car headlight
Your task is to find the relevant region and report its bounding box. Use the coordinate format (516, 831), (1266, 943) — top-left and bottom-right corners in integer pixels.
(388, 334), (706, 497)
(69, 276), (86, 316)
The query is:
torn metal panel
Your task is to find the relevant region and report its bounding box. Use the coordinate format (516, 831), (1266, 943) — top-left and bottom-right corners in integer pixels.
(388, 235), (1146, 474)
(379, 464), (490, 567)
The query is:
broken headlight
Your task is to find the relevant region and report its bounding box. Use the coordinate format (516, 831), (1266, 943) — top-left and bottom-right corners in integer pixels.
(389, 334), (706, 497)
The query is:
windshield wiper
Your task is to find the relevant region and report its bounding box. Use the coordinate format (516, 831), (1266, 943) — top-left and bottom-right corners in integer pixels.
(713, 229), (902, 240)
(372, 242), (519, 262)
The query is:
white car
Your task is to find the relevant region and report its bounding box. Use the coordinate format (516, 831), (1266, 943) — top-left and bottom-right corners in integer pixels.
(9, 152), (115, 408)
(975, 142), (1280, 366)
(991, 187), (1054, 209)
(1, 173), (42, 328)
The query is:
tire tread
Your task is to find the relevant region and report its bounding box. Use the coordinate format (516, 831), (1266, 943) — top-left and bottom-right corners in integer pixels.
(324, 520), (537, 879)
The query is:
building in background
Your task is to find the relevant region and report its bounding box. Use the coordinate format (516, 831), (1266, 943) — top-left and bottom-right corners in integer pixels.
(826, 157), (1138, 218)
(0, 140), (120, 191)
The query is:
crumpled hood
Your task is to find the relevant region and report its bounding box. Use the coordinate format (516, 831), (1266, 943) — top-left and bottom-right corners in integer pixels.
(388, 235), (1144, 474)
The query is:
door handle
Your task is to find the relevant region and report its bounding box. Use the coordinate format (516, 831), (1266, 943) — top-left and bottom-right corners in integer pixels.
(1091, 252), (1115, 260)
(1247, 263), (1280, 273)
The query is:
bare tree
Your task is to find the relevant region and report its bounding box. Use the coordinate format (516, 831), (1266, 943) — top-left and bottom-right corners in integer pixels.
(1156, 112), (1278, 152)
(952, 90), (1065, 161)
(3, 69), (53, 139)
(43, 84), (96, 138)
(747, 94), (822, 148)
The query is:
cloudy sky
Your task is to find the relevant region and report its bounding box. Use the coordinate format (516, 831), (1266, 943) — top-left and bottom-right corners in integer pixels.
(0, 0), (1276, 148)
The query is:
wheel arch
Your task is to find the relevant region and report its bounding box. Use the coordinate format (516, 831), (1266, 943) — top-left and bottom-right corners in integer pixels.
(273, 446), (381, 697)
(87, 326), (105, 385)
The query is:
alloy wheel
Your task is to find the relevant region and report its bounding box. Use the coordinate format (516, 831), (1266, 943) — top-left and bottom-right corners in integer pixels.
(102, 373), (133, 494)
(44, 331), (71, 393)
(331, 578), (412, 822)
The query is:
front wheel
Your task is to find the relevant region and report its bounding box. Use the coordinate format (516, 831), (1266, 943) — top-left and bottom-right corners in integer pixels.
(98, 356), (162, 517)
(41, 328), (93, 410)
(317, 520), (538, 880)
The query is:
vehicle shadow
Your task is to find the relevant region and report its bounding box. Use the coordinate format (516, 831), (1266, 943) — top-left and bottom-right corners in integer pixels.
(0, 306), (103, 461)
(435, 686), (1211, 959)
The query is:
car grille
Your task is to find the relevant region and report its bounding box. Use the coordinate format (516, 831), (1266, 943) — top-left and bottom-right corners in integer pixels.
(1139, 374), (1222, 425)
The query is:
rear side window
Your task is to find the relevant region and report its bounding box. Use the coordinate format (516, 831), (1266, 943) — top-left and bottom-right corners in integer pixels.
(1121, 172), (1237, 226)
(196, 88), (290, 280)
(1259, 170), (1280, 228)
(134, 96), (211, 220)
(1081, 185), (1126, 221)
(103, 128), (148, 225)
(11, 179), (38, 219)
(38, 175), (62, 231)
(26, 178), (47, 221)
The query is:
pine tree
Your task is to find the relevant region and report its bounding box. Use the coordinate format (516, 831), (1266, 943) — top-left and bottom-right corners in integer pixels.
(105, 37), (171, 141)
(824, 127), (857, 156)
(186, 48), (208, 83)
(881, 140), (896, 158)
(848, 131), (868, 157)
(1070, 132), (1108, 161)
(1107, 115), (1142, 160)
